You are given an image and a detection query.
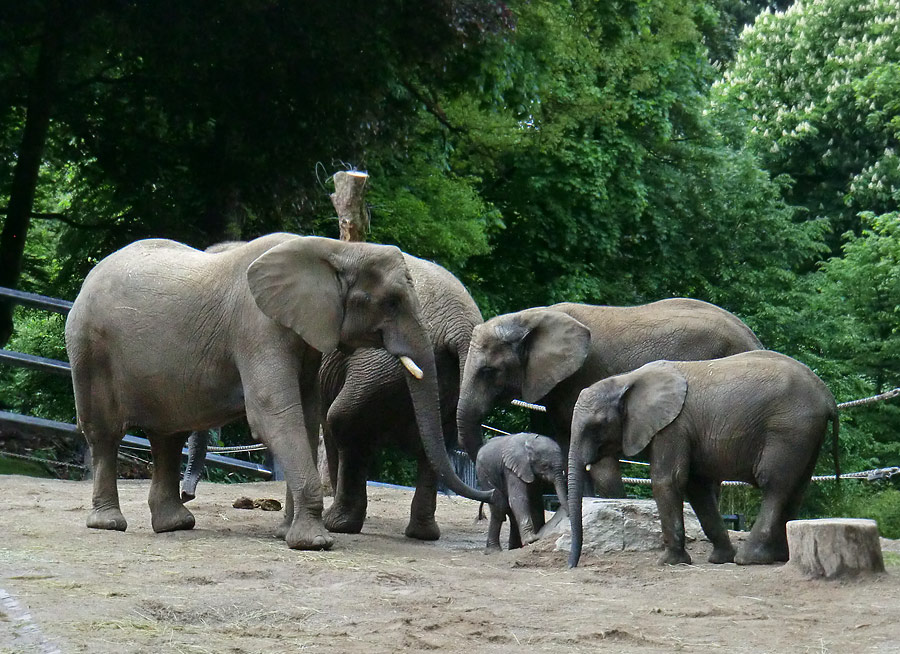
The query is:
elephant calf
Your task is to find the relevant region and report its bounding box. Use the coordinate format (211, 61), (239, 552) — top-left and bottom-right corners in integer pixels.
(568, 350), (839, 567)
(475, 433), (568, 552)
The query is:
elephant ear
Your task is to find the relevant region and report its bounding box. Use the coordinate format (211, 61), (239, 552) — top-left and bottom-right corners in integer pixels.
(247, 236), (344, 353)
(502, 435), (535, 483)
(620, 361), (688, 457)
(518, 309), (591, 403)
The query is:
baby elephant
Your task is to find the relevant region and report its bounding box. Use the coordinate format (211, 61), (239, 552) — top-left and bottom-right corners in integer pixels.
(476, 433), (568, 552)
(568, 350), (839, 567)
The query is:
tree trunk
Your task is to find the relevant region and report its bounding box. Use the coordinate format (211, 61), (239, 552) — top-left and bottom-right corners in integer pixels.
(330, 170), (369, 242)
(0, 1), (69, 347)
(787, 518), (885, 578)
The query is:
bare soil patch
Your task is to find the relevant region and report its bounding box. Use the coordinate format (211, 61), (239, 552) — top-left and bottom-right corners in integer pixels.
(1, 475), (899, 653)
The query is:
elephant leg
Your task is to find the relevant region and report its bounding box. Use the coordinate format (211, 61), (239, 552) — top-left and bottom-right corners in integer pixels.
(245, 373), (333, 551)
(508, 513), (523, 550)
(405, 450), (440, 541)
(651, 465), (691, 565)
(507, 476), (539, 546)
(323, 446), (369, 534)
(286, 354), (323, 537)
(686, 478), (735, 564)
(84, 427), (127, 532)
(589, 456), (626, 498)
(484, 501), (506, 553)
(148, 433), (195, 533)
(736, 442), (813, 565)
(735, 491), (790, 565)
(528, 483), (546, 535)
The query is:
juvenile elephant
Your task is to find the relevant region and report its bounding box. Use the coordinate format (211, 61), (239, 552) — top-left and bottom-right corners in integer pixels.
(475, 433), (567, 552)
(456, 299), (764, 497)
(65, 234), (492, 550)
(567, 350), (840, 567)
(319, 254), (483, 540)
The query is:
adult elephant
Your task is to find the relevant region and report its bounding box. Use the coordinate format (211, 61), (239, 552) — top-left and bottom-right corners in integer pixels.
(456, 299), (764, 497)
(65, 233), (492, 550)
(319, 253), (483, 541)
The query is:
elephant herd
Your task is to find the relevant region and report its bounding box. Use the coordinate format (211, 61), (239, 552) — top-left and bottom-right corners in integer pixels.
(64, 233), (839, 568)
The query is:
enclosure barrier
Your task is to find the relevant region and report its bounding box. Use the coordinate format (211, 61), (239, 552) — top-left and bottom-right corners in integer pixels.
(0, 286), (272, 479)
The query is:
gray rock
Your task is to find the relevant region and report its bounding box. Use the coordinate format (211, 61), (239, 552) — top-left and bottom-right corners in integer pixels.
(552, 498), (705, 555)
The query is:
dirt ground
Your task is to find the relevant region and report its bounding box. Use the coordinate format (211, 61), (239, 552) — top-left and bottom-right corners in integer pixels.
(1, 475), (899, 654)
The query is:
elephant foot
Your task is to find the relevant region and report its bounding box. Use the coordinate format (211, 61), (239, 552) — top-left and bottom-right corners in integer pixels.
(285, 520), (334, 550)
(404, 519), (440, 541)
(521, 531), (540, 547)
(151, 504), (195, 533)
(658, 548), (692, 566)
(708, 544), (737, 564)
(483, 542), (502, 554)
(324, 503), (366, 534)
(275, 518), (290, 540)
(735, 540), (786, 565)
(87, 507), (127, 532)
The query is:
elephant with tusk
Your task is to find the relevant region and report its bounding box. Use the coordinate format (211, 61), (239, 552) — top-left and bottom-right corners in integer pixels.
(66, 233), (493, 550)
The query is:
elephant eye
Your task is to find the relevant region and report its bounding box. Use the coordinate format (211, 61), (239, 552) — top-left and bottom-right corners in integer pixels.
(479, 366), (499, 379)
(381, 294), (402, 314)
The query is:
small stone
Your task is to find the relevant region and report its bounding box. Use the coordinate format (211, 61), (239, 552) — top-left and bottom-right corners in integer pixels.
(232, 497), (255, 509)
(254, 498), (282, 511)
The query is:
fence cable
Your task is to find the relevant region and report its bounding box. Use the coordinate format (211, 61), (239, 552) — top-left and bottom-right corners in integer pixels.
(0, 449), (87, 471)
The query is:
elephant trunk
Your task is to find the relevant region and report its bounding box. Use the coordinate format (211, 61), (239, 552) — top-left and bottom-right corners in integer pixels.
(552, 466), (568, 517)
(400, 340), (495, 505)
(567, 431), (586, 568)
(181, 430), (209, 502)
(457, 397), (491, 464)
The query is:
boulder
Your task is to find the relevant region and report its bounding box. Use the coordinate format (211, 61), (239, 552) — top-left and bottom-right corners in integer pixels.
(787, 518), (885, 579)
(551, 498), (705, 555)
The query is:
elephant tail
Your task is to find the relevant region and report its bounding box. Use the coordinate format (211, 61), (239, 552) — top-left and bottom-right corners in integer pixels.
(830, 408), (841, 486)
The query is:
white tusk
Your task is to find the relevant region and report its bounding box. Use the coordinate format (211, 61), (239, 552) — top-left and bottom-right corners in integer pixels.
(585, 464), (592, 472)
(400, 356), (424, 380)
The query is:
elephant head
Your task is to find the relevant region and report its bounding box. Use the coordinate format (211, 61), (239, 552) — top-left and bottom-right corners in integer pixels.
(457, 308), (592, 462)
(567, 361), (687, 567)
(247, 235), (494, 504)
(504, 433), (568, 512)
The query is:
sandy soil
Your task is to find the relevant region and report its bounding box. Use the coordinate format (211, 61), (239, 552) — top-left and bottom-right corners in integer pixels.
(1, 475), (899, 654)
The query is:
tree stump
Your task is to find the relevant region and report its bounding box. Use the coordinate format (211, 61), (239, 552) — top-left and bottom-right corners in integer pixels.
(330, 170), (369, 242)
(787, 518), (885, 578)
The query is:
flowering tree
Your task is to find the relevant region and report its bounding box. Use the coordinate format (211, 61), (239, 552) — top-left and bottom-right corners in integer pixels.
(713, 0), (900, 245)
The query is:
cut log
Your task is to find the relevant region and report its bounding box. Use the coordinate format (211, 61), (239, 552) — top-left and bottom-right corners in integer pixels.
(330, 170), (369, 242)
(787, 518), (885, 578)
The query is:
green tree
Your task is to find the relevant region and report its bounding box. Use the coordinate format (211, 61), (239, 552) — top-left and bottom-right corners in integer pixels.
(713, 0), (900, 250)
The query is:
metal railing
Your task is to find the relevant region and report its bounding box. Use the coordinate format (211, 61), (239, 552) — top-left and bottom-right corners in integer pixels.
(0, 286), (271, 479)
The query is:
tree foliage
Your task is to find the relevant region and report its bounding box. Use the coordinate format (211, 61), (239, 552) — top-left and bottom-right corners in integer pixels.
(713, 0), (900, 248)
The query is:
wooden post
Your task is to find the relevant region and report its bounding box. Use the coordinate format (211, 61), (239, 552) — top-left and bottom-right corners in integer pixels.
(330, 170), (369, 242)
(787, 518), (885, 578)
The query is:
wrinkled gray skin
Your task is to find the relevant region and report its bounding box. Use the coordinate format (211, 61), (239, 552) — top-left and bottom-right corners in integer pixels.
(457, 299), (764, 498)
(65, 233), (492, 551)
(318, 254), (484, 540)
(568, 351), (840, 568)
(475, 433), (567, 552)
(180, 241), (246, 503)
